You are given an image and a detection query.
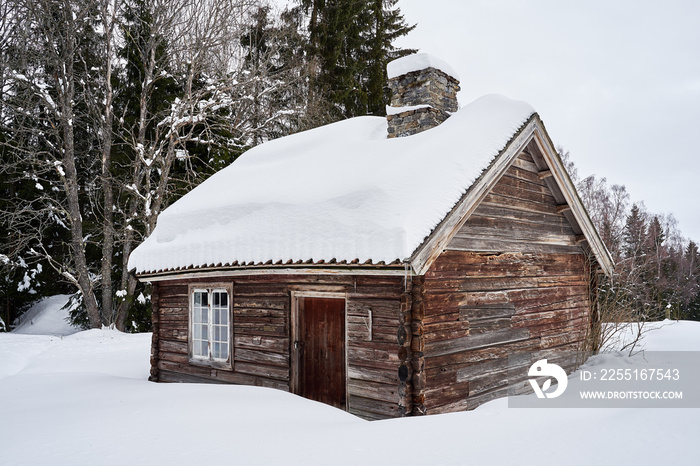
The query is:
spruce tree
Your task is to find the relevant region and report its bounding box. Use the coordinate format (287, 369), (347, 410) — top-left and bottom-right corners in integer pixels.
(300, 0), (415, 119)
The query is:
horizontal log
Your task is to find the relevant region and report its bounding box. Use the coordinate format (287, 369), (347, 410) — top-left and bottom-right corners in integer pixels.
(505, 164), (545, 184)
(540, 333), (578, 348)
(447, 236), (583, 255)
(347, 298), (401, 319)
(489, 182), (558, 205)
(234, 361), (289, 380)
(455, 358), (510, 384)
(159, 339), (188, 354)
(157, 364), (288, 390)
(158, 328), (188, 342)
(347, 395), (399, 418)
(348, 365), (399, 385)
(426, 397), (470, 415)
(481, 192), (560, 215)
(511, 156), (539, 173)
(156, 284), (188, 296)
(425, 275), (588, 294)
(348, 379), (400, 404)
(233, 322), (287, 336)
(426, 338), (539, 369)
(498, 172), (550, 194)
(424, 327), (470, 343)
(429, 249), (585, 270)
(426, 327), (530, 357)
(472, 204), (571, 229)
(466, 317), (512, 335)
(348, 343), (400, 370)
(234, 308), (287, 319)
(460, 304), (516, 321)
(347, 284), (405, 300)
(234, 348), (289, 367)
(233, 296), (287, 310)
(511, 308), (580, 327)
(158, 350), (190, 365)
(453, 228), (579, 248)
(234, 335), (289, 354)
(158, 369), (230, 385)
(158, 296), (188, 308)
(424, 381), (470, 411)
(233, 284), (288, 297)
(423, 311), (461, 325)
(462, 213), (573, 236)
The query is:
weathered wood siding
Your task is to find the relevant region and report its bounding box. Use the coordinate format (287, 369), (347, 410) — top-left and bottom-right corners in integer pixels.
(151, 275), (407, 420)
(414, 152), (592, 415)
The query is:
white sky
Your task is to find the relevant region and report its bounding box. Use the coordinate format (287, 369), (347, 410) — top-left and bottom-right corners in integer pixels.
(394, 0), (700, 243)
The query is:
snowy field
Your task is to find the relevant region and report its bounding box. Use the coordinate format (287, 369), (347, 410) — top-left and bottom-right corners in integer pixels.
(1, 299), (699, 465)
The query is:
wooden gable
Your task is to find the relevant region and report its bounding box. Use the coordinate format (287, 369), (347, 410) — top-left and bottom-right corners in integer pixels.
(409, 115), (613, 277)
(447, 151), (583, 255)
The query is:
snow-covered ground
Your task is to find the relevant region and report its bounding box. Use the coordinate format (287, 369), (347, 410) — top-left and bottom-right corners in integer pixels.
(11, 294), (80, 336)
(1, 300), (699, 465)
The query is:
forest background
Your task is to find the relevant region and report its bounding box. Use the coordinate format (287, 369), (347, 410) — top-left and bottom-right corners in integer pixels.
(1, 0), (697, 332)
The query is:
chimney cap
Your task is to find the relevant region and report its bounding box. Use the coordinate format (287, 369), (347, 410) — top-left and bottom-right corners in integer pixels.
(387, 53), (460, 81)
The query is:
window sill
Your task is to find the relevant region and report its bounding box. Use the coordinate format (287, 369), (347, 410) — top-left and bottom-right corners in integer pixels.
(189, 358), (233, 371)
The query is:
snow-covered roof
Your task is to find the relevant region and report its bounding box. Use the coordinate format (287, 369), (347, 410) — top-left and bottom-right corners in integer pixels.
(128, 94), (535, 275)
(387, 53), (460, 81)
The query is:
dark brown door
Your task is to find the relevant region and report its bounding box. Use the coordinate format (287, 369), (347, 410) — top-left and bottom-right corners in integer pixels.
(297, 297), (346, 409)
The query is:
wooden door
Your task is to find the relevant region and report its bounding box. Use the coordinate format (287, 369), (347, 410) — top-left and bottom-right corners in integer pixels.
(296, 297), (346, 409)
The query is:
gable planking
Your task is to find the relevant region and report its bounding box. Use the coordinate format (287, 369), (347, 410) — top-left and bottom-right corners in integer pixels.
(446, 151), (584, 255)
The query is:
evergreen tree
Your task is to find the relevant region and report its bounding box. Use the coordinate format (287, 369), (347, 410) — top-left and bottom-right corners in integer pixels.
(623, 203), (647, 260)
(681, 241), (700, 320)
(300, 0), (415, 119)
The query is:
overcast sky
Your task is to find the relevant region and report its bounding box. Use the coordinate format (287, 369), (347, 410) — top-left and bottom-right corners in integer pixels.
(393, 0), (700, 243)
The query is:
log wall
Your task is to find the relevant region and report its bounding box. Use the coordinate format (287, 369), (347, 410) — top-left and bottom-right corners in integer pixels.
(151, 274), (407, 420)
(414, 151), (593, 415)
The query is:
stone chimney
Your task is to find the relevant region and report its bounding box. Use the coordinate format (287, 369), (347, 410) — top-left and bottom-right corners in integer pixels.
(386, 53), (460, 138)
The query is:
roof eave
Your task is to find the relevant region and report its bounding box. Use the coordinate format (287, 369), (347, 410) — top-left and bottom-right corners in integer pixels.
(133, 263), (411, 282)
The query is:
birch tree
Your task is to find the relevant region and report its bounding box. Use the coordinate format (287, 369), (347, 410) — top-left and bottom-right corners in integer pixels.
(1, 0), (103, 325)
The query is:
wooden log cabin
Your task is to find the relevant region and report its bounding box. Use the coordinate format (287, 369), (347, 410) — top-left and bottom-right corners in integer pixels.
(128, 53), (613, 420)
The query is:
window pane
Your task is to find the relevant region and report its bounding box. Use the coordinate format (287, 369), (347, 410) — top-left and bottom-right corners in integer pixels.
(220, 293), (228, 306)
(193, 335), (205, 357)
(201, 292), (208, 306)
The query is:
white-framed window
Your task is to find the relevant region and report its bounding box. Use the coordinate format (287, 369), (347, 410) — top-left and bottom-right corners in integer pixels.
(190, 286), (231, 366)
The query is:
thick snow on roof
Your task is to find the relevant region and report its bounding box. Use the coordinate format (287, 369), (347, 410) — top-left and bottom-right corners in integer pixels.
(128, 95), (535, 274)
(386, 104), (432, 115)
(386, 53), (460, 81)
